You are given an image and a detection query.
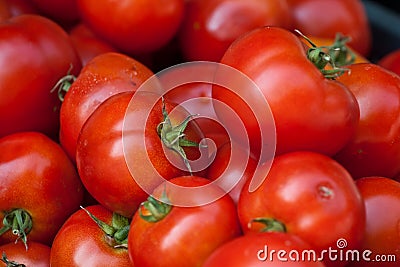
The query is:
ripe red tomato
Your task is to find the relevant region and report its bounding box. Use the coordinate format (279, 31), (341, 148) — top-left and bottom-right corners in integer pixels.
(347, 177), (400, 267)
(77, 0), (185, 55)
(213, 26), (359, 159)
(69, 23), (117, 66)
(287, 0), (372, 56)
(203, 232), (326, 267)
(76, 91), (204, 218)
(0, 132), (84, 246)
(178, 0), (292, 62)
(378, 48), (400, 77)
(50, 205), (131, 267)
(334, 63), (400, 179)
(128, 176), (242, 267)
(238, 151), (365, 267)
(0, 241), (50, 267)
(0, 14), (82, 140)
(59, 52), (154, 162)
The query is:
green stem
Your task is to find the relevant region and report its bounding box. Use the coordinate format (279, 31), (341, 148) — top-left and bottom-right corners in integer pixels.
(139, 192), (172, 223)
(249, 217), (287, 233)
(50, 64), (76, 102)
(1, 252), (25, 267)
(0, 209), (32, 250)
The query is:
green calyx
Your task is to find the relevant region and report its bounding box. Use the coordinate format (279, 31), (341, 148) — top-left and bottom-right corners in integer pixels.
(157, 98), (202, 175)
(0, 209), (32, 250)
(139, 192), (172, 223)
(80, 206), (130, 249)
(249, 217), (287, 233)
(1, 252), (25, 267)
(296, 30), (355, 79)
(50, 64), (76, 102)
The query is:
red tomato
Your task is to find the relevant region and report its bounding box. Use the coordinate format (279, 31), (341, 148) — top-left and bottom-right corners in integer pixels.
(59, 52), (154, 162)
(77, 0), (185, 55)
(69, 23), (117, 66)
(287, 0), (372, 56)
(0, 14), (82, 140)
(238, 151), (365, 267)
(128, 176), (242, 267)
(378, 48), (400, 77)
(213, 26), (359, 159)
(203, 232), (326, 267)
(178, 0), (292, 62)
(0, 0), (38, 22)
(30, 0), (79, 25)
(334, 63), (400, 179)
(76, 91), (204, 218)
(0, 132), (84, 246)
(50, 205), (131, 267)
(206, 141), (257, 204)
(0, 241), (50, 267)
(347, 177), (400, 267)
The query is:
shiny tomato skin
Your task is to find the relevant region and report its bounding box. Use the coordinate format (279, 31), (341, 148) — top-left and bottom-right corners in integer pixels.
(0, 132), (84, 246)
(214, 26), (359, 158)
(128, 176), (242, 267)
(59, 52), (154, 162)
(347, 177), (400, 267)
(178, 0), (292, 62)
(287, 0), (371, 56)
(334, 63), (400, 179)
(50, 205), (131, 267)
(238, 151), (365, 267)
(76, 92), (204, 218)
(203, 232), (326, 267)
(378, 48), (400, 77)
(0, 14), (82, 140)
(77, 0), (184, 55)
(0, 241), (51, 267)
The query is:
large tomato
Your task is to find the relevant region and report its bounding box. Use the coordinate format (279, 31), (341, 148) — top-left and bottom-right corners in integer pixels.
(178, 0), (292, 62)
(77, 0), (185, 55)
(0, 14), (81, 140)
(347, 177), (400, 267)
(0, 241), (50, 267)
(128, 176), (242, 267)
(0, 132), (84, 246)
(287, 0), (371, 56)
(59, 52), (154, 162)
(213, 26), (359, 159)
(237, 151), (365, 267)
(76, 91), (204, 218)
(203, 232), (326, 267)
(50, 205), (131, 266)
(334, 63), (400, 179)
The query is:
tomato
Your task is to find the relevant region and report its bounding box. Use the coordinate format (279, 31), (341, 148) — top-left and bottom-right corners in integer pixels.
(334, 63), (400, 179)
(76, 91), (204, 218)
(378, 48), (400, 77)
(30, 0), (79, 25)
(59, 52), (154, 162)
(0, 132), (84, 246)
(213, 26), (359, 159)
(0, 14), (82, 140)
(287, 0), (372, 56)
(0, 0), (38, 22)
(50, 205), (131, 267)
(178, 0), (292, 62)
(0, 241), (50, 267)
(77, 0), (185, 55)
(206, 141), (257, 204)
(203, 232), (326, 267)
(128, 176), (241, 267)
(347, 177), (400, 267)
(237, 151), (365, 267)
(69, 23), (117, 66)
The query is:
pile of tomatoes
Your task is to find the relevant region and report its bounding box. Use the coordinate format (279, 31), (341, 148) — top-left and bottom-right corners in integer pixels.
(1, 0), (400, 266)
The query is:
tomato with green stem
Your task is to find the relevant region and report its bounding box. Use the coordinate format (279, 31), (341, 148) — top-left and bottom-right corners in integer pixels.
(0, 241), (50, 267)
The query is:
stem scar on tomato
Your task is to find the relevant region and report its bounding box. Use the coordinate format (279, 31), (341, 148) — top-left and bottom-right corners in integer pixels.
(156, 97), (204, 175)
(0, 209), (32, 250)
